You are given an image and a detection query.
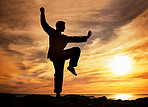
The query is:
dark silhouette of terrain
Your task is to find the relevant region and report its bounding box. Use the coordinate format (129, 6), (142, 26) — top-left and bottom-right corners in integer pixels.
(40, 7), (92, 98)
(0, 93), (148, 107)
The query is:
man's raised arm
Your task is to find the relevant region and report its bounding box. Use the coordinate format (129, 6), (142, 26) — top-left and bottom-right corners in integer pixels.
(67, 30), (92, 42)
(40, 7), (54, 35)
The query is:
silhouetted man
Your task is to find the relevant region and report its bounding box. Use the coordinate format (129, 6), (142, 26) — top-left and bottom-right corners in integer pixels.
(40, 7), (92, 98)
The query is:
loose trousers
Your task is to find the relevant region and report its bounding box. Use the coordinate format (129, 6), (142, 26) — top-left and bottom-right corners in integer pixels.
(51, 47), (80, 93)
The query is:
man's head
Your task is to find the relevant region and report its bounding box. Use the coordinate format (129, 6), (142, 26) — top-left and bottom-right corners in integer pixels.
(56, 21), (65, 32)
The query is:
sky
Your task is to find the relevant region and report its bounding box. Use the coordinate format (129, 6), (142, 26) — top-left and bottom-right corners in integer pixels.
(0, 0), (148, 94)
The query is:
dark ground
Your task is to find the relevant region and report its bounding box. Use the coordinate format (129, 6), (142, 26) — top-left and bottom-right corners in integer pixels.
(0, 93), (148, 107)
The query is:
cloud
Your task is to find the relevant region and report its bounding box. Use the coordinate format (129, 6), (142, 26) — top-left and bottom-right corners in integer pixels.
(0, 32), (35, 55)
(26, 50), (47, 64)
(125, 41), (148, 53)
(29, 71), (46, 77)
(79, 0), (148, 42)
(0, 55), (21, 76)
(37, 76), (52, 81)
(15, 81), (25, 85)
(133, 72), (148, 79)
(0, 0), (39, 30)
(64, 71), (133, 86)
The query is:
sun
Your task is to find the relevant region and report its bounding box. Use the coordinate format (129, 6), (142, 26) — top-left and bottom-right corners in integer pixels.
(109, 55), (132, 75)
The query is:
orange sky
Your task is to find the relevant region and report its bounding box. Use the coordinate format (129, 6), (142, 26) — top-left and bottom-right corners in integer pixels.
(0, 0), (148, 94)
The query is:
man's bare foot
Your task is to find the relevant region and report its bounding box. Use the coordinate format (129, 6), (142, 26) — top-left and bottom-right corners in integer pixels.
(67, 66), (77, 76)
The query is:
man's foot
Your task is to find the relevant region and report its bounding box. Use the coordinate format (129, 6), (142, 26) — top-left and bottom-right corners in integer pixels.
(56, 93), (61, 99)
(67, 66), (77, 76)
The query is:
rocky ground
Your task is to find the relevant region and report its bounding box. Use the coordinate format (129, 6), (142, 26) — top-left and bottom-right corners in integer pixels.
(0, 93), (148, 107)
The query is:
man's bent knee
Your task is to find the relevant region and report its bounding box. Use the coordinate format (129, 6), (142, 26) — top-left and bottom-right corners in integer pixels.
(73, 47), (81, 53)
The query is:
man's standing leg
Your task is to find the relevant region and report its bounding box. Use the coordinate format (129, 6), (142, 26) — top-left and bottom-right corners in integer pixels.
(53, 61), (65, 98)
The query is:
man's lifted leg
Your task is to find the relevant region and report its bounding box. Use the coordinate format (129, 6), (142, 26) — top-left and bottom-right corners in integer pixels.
(67, 47), (81, 76)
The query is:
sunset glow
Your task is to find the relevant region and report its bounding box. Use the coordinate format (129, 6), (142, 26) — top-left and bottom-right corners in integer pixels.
(0, 0), (148, 94)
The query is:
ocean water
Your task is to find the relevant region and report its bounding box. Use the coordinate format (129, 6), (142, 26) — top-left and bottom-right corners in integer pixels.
(80, 94), (148, 100)
(14, 94), (148, 100)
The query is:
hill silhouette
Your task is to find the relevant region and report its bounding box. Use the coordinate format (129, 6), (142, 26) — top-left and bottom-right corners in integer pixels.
(0, 93), (148, 107)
